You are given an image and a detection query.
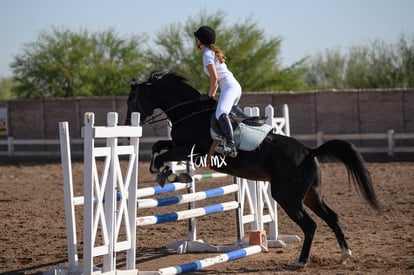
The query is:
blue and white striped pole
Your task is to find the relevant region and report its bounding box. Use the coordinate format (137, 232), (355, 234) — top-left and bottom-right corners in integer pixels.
(136, 201), (239, 226)
(137, 182), (191, 198)
(137, 184), (238, 209)
(158, 245), (262, 275)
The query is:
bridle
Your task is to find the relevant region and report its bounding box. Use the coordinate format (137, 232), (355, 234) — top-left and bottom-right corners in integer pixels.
(128, 82), (152, 124)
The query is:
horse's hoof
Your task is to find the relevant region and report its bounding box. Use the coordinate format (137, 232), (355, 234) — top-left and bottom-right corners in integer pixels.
(156, 174), (166, 187)
(337, 248), (352, 264)
(167, 173), (178, 183)
(287, 261), (306, 270)
(178, 173), (193, 183)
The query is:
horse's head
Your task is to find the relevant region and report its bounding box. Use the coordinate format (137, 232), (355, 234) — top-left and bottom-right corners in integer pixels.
(125, 77), (151, 125)
(125, 71), (201, 125)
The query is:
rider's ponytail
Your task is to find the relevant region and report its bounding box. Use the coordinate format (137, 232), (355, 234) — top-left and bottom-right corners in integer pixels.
(209, 44), (226, 63)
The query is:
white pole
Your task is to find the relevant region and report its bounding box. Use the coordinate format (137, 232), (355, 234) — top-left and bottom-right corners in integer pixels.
(126, 112), (140, 270)
(83, 112), (95, 275)
(283, 104), (290, 136)
(103, 112), (118, 272)
(59, 121), (79, 271)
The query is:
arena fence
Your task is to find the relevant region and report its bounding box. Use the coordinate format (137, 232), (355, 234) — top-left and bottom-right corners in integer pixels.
(2, 115), (413, 160)
(2, 131), (414, 158)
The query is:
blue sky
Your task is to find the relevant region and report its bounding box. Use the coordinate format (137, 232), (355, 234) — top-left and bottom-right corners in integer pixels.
(0, 0), (413, 77)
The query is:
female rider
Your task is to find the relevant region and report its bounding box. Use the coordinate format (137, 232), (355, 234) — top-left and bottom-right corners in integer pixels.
(194, 25), (242, 157)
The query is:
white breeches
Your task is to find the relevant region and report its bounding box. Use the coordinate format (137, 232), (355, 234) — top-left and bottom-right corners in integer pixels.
(215, 77), (242, 119)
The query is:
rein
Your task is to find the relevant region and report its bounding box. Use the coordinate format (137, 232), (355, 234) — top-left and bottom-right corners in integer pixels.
(172, 107), (216, 127)
(142, 98), (204, 126)
(129, 77), (214, 126)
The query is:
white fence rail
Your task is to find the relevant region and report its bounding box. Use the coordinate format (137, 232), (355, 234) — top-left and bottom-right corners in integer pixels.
(0, 137), (158, 157)
(1, 131), (414, 158)
(295, 130), (414, 156)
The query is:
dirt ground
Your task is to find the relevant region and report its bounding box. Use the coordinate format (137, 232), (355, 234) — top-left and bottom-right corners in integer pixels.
(0, 160), (413, 274)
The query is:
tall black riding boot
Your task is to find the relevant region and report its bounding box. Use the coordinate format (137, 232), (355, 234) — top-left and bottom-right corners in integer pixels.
(217, 113), (238, 157)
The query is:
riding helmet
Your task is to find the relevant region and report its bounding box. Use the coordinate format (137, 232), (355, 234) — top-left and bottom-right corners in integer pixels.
(194, 26), (216, 45)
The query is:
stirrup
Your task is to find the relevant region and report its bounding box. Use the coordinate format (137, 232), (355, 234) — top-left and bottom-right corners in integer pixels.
(215, 144), (225, 154)
(227, 142), (238, 158)
(215, 142), (238, 158)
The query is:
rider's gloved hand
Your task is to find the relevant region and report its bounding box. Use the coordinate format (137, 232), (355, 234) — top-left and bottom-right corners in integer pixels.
(199, 94), (212, 101)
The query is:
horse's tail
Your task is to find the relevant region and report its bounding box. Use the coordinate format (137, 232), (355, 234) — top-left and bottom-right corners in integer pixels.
(311, 139), (382, 212)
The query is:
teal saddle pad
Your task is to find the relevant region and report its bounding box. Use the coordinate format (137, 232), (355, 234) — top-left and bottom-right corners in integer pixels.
(211, 123), (273, 151)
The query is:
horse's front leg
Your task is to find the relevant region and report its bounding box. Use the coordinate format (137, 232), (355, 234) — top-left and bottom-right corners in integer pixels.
(150, 140), (174, 173)
(151, 145), (193, 186)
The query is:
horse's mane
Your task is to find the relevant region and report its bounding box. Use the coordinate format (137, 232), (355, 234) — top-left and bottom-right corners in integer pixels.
(147, 71), (201, 98)
(147, 71), (188, 83)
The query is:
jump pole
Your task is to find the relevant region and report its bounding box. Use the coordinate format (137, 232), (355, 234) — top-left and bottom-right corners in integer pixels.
(137, 184), (239, 208)
(137, 201), (239, 226)
(137, 182), (191, 198)
(157, 245), (262, 275)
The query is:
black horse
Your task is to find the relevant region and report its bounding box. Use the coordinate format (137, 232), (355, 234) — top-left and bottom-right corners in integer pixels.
(125, 71), (381, 269)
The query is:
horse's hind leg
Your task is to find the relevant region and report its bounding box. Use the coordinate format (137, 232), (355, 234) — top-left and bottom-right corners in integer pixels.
(270, 156), (320, 269)
(304, 178), (352, 264)
(276, 197), (317, 269)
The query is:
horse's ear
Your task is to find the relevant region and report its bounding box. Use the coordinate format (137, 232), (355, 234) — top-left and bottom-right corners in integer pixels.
(149, 71), (169, 82)
(128, 77), (140, 86)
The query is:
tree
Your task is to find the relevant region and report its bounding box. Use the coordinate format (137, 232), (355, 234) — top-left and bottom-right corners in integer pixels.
(302, 34), (414, 89)
(345, 40), (399, 88)
(0, 77), (17, 99)
(11, 27), (147, 98)
(302, 49), (346, 89)
(395, 34), (414, 87)
(144, 10), (307, 92)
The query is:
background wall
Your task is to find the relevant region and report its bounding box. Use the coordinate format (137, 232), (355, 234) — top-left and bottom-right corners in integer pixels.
(0, 89), (413, 140)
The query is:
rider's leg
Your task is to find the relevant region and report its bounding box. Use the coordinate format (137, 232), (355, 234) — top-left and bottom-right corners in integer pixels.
(215, 78), (241, 158)
(217, 113), (237, 157)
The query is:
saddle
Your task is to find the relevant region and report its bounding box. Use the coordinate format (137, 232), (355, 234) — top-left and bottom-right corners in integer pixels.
(210, 106), (273, 151)
(210, 106), (266, 132)
(229, 106), (267, 127)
